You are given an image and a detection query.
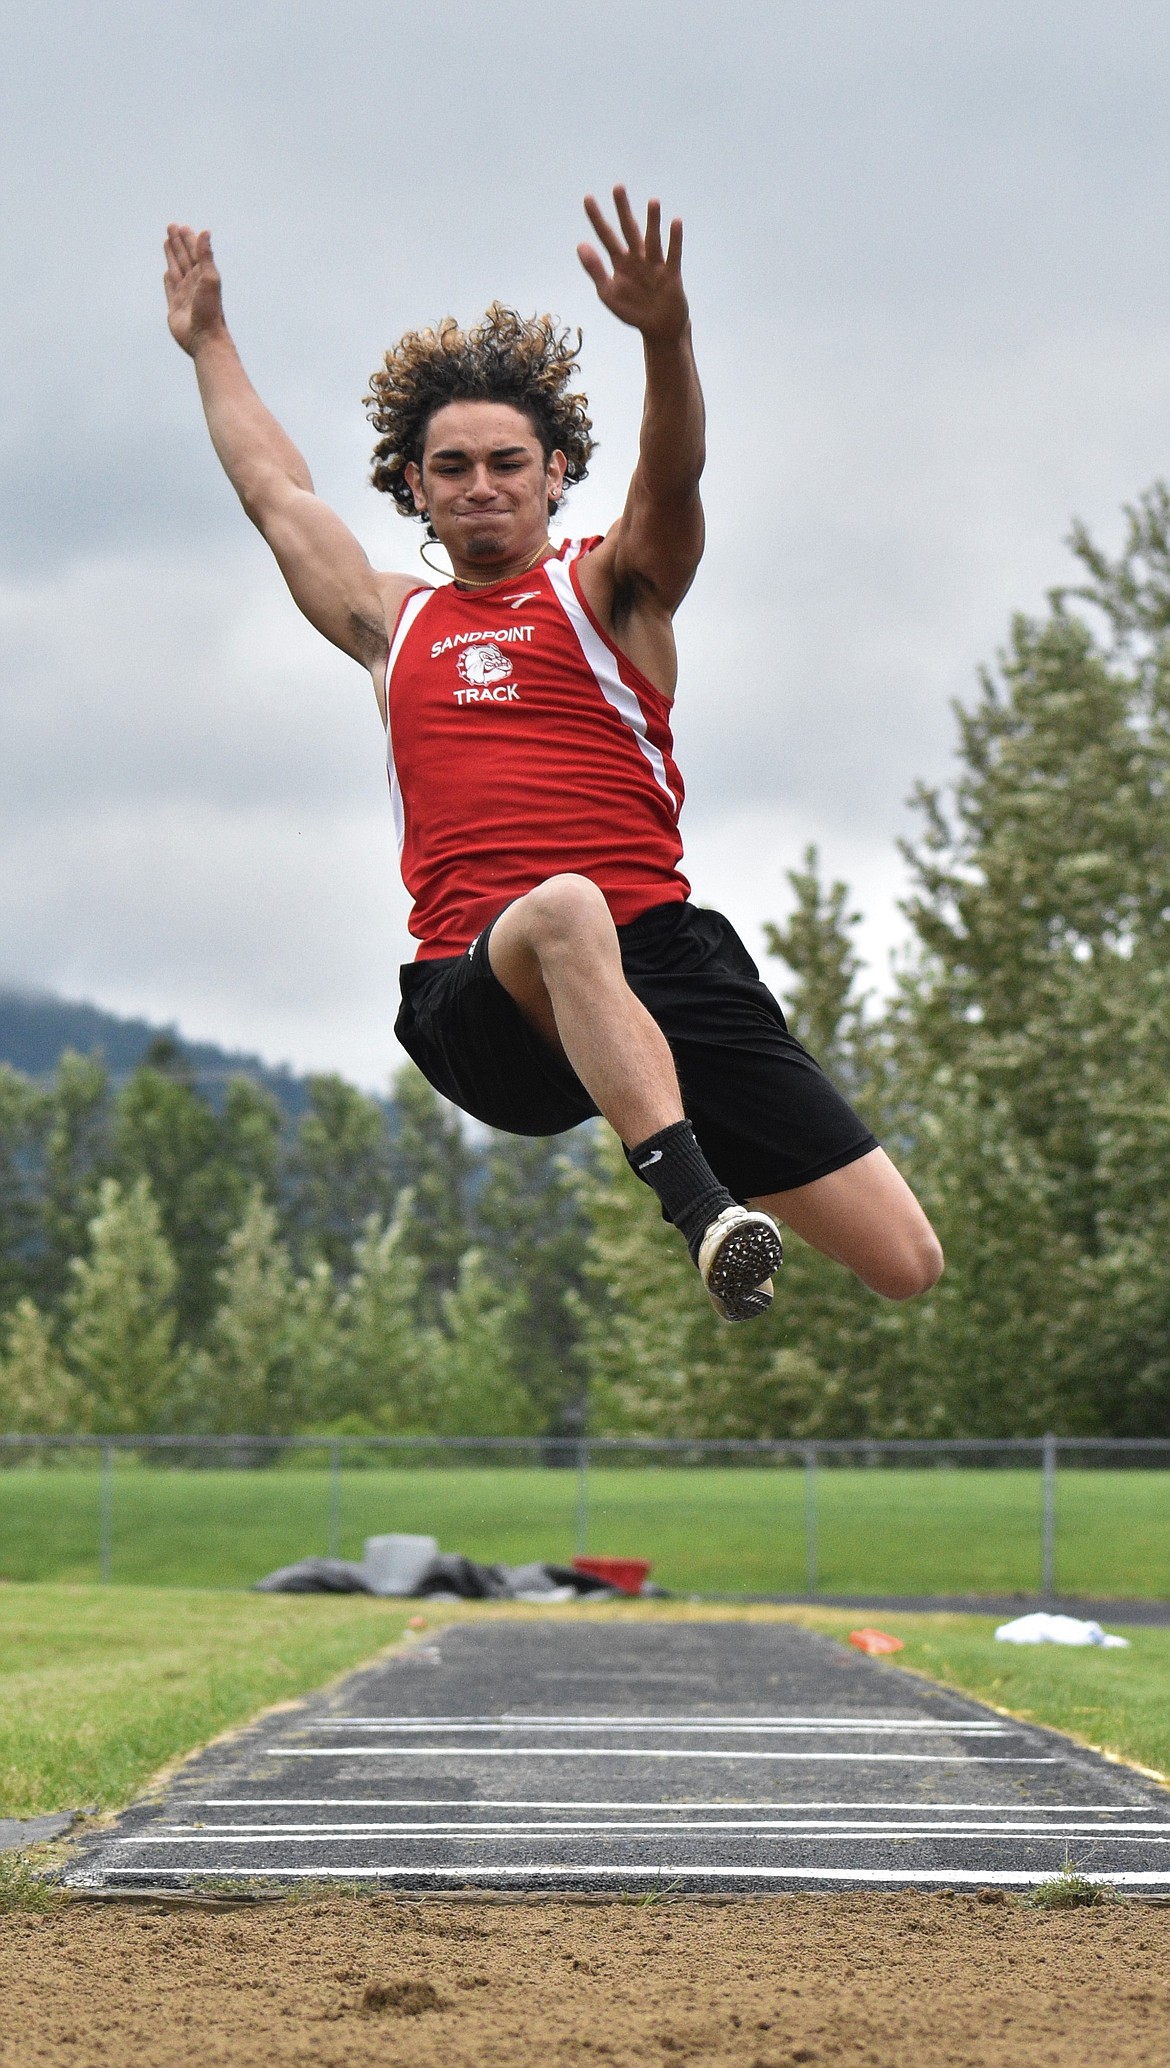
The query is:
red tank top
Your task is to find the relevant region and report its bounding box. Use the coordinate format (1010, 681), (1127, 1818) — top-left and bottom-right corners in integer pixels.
(384, 537), (690, 959)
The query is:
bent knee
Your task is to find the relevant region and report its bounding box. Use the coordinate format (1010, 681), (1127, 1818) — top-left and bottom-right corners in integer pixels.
(869, 1232), (945, 1302)
(516, 873), (612, 950)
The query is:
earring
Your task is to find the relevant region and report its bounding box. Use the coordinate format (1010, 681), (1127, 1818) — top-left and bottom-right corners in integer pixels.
(420, 537), (453, 577)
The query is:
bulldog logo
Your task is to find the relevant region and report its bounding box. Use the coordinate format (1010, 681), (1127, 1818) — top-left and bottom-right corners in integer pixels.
(456, 643), (513, 687)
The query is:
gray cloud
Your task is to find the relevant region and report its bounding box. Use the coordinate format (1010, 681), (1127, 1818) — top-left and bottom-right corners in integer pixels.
(3, 1), (1170, 1079)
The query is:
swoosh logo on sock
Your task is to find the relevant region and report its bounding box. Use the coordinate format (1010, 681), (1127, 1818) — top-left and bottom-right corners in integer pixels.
(637, 1149), (663, 1169)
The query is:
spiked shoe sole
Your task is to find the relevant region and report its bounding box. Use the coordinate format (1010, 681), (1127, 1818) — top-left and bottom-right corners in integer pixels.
(698, 1208), (784, 1323)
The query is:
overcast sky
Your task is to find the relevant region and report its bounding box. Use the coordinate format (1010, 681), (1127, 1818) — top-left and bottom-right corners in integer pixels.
(3, 2), (1170, 1087)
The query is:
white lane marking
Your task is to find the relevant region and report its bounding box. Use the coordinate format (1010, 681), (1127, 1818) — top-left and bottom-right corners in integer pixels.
(103, 1865), (1170, 1886)
(331, 1713), (1001, 1724)
(322, 1719), (1010, 1736)
(267, 1748), (1061, 1763)
(186, 1797), (1152, 1813)
(128, 1823), (1170, 1843)
(498, 1714), (985, 1726)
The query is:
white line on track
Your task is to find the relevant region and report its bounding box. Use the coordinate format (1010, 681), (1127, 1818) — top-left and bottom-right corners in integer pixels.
(321, 1719), (1012, 1736)
(147, 1819), (1170, 1837)
(267, 1747), (1061, 1763)
(331, 1714), (1006, 1727)
(184, 1798), (1154, 1813)
(103, 1865), (1170, 1886)
(124, 1826), (1170, 1845)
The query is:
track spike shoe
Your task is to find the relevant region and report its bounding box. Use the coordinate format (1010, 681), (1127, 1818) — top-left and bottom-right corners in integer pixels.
(697, 1205), (783, 1322)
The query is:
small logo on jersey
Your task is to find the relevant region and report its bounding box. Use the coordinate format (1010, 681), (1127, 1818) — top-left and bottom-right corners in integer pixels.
(504, 590), (542, 608)
(456, 643), (513, 687)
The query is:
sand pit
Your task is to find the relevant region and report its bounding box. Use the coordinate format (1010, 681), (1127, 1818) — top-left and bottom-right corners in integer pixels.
(1, 1892), (1167, 2067)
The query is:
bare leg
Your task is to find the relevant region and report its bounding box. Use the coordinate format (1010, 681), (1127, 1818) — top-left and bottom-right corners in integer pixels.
(751, 1146), (943, 1301)
(487, 873), (684, 1145)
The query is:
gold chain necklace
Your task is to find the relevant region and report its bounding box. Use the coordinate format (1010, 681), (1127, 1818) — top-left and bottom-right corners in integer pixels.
(445, 538), (554, 591)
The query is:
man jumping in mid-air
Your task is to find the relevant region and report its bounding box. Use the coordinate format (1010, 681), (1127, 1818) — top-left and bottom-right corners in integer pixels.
(163, 189), (943, 1321)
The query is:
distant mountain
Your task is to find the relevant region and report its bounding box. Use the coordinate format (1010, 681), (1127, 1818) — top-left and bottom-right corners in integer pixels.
(0, 986), (321, 1119)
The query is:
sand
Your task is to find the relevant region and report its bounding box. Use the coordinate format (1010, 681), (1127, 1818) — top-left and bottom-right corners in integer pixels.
(1, 1891), (1167, 2066)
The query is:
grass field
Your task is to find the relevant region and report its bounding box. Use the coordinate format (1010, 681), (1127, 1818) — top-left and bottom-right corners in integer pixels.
(0, 1590), (1166, 1823)
(0, 1462), (1166, 1598)
(0, 1585), (416, 1819)
(873, 1611), (1170, 1780)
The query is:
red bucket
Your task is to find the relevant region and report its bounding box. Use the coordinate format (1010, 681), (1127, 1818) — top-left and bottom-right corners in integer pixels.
(572, 1555), (651, 1596)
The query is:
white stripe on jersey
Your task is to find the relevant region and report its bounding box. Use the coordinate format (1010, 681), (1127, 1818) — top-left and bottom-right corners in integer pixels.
(384, 589), (432, 855)
(542, 551), (678, 812)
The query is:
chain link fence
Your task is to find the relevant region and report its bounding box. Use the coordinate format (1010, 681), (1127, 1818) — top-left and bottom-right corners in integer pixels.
(2, 1432), (1168, 1600)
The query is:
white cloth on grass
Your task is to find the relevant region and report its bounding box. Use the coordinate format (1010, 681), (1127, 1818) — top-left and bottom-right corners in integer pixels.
(994, 1612), (1129, 1648)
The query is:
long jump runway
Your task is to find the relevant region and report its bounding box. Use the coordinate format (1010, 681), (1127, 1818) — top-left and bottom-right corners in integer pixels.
(68, 1618), (1170, 1894)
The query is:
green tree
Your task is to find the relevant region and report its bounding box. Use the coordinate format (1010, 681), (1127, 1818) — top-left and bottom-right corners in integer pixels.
(391, 1065), (472, 1319)
(63, 1177), (180, 1432)
(895, 482), (1170, 1431)
(38, 1053), (113, 1310)
(764, 845), (874, 1097)
(221, 1076), (284, 1203)
(476, 1131), (597, 1437)
(180, 1190), (334, 1435)
(113, 1047), (282, 1339)
(0, 1298), (80, 1434)
(289, 1074), (398, 1278)
(863, 1080), (1096, 1436)
(331, 1203), (429, 1430)
(0, 1067), (42, 1316)
(425, 1249), (536, 1436)
(287, 1255), (345, 1431)
(580, 1131), (846, 1440)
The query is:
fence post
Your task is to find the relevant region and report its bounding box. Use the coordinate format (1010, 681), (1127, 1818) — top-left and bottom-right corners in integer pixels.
(1041, 1432), (1057, 1599)
(804, 1443), (818, 1595)
(99, 1441), (114, 1583)
(575, 1438), (589, 1559)
(327, 1440), (342, 1559)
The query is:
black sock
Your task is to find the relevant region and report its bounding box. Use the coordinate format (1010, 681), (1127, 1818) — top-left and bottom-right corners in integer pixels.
(625, 1121), (737, 1264)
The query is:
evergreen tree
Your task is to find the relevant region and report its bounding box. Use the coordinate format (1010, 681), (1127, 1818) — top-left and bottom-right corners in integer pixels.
(862, 1081), (1095, 1435)
(896, 482), (1170, 1432)
(63, 1177), (180, 1432)
(0, 1067), (41, 1316)
(113, 1045), (282, 1339)
(289, 1074), (397, 1277)
(0, 1298), (80, 1434)
(391, 1065), (473, 1318)
(222, 1076), (284, 1205)
(426, 1248), (536, 1436)
(332, 1203), (430, 1430)
(180, 1190), (327, 1434)
(764, 846), (874, 1099)
(38, 1053), (112, 1309)
(580, 1132), (843, 1439)
(476, 1130), (597, 1437)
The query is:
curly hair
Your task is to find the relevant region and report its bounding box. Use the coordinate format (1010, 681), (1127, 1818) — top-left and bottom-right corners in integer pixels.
(365, 302), (594, 532)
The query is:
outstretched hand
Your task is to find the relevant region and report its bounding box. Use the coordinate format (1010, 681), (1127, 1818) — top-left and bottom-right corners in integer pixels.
(578, 187), (688, 345)
(163, 224), (225, 355)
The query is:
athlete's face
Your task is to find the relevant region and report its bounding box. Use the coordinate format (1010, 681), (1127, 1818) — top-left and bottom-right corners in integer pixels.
(407, 401), (566, 568)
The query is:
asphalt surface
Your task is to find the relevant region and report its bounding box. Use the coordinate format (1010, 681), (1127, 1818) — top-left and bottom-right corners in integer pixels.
(1, 1812), (75, 1855)
(68, 1618), (1170, 1895)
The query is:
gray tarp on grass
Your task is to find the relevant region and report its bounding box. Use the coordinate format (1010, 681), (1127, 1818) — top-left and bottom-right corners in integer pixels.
(253, 1554), (618, 1601)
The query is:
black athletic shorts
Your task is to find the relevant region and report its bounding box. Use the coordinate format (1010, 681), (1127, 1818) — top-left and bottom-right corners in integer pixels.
(394, 899), (878, 1202)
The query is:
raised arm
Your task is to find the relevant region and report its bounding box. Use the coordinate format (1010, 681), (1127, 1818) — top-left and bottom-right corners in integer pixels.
(164, 225), (404, 676)
(577, 187), (705, 621)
